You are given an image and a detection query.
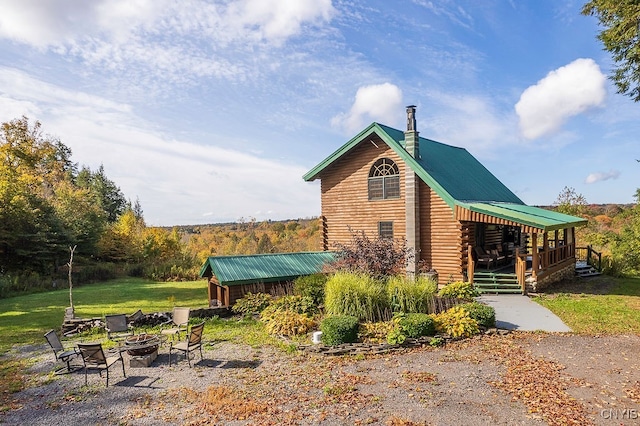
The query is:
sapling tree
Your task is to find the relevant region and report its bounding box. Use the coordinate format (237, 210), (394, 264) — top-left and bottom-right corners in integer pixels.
(67, 245), (77, 314)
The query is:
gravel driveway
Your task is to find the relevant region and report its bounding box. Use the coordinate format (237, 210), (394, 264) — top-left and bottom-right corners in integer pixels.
(2, 334), (639, 425)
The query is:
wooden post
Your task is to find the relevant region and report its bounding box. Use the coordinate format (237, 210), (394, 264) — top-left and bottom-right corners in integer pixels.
(467, 245), (474, 284)
(542, 232), (548, 268)
(531, 233), (538, 278)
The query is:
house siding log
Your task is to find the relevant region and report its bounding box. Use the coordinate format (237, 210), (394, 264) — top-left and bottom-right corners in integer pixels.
(320, 137), (406, 247)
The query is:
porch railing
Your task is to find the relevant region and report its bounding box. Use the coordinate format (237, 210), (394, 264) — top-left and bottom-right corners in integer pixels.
(575, 245), (602, 271)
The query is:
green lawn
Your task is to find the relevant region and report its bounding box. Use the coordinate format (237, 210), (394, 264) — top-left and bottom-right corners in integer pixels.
(534, 276), (640, 334)
(0, 277), (209, 354)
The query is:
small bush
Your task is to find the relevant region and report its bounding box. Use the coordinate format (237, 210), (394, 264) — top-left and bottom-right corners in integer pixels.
(325, 271), (390, 322)
(459, 302), (496, 328)
(261, 295), (318, 319)
(438, 281), (479, 300)
(320, 315), (360, 345)
(395, 312), (436, 338)
(433, 306), (479, 338)
(386, 328), (406, 345)
(293, 273), (327, 306)
(263, 311), (315, 337)
(387, 275), (438, 314)
(359, 321), (395, 343)
(232, 292), (273, 316)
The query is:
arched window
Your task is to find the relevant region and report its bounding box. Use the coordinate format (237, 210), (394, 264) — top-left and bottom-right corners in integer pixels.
(368, 158), (400, 200)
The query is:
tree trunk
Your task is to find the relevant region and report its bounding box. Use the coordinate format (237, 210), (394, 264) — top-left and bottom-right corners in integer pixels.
(68, 245), (77, 315)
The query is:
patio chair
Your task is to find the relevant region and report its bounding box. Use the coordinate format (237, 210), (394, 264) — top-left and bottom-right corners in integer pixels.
(473, 246), (494, 269)
(490, 249), (506, 266)
(160, 307), (190, 340)
(169, 321), (205, 367)
(105, 313), (134, 341)
(77, 342), (126, 387)
(44, 329), (81, 375)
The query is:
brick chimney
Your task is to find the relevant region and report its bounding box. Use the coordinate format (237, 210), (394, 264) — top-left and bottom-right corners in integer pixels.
(405, 105), (420, 277)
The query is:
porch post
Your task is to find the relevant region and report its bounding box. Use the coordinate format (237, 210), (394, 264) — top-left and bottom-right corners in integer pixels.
(542, 232), (548, 268)
(531, 233), (539, 278)
(467, 245), (474, 284)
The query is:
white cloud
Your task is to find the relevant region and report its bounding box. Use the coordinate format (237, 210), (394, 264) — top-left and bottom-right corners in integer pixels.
(331, 83), (403, 133)
(0, 67), (319, 225)
(515, 58), (606, 140)
(585, 170), (620, 184)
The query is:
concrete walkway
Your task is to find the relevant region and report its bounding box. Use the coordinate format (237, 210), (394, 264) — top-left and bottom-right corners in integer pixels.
(476, 294), (571, 332)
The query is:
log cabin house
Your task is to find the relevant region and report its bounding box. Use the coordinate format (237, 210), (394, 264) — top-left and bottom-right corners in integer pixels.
(303, 106), (587, 293)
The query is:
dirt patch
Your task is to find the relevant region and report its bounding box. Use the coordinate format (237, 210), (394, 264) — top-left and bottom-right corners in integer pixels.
(2, 334), (640, 425)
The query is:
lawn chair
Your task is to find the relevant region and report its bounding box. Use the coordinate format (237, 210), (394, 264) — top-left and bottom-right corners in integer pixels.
(473, 246), (494, 269)
(77, 342), (126, 387)
(160, 307), (190, 340)
(169, 321), (205, 367)
(105, 313), (134, 341)
(44, 329), (81, 375)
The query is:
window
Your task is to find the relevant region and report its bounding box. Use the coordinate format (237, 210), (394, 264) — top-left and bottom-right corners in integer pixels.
(368, 158), (400, 200)
(379, 221), (394, 239)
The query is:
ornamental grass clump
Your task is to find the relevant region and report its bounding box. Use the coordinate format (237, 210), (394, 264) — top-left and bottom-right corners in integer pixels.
(324, 271), (390, 322)
(387, 275), (438, 314)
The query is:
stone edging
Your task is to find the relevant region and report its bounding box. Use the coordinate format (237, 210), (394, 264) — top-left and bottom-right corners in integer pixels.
(297, 327), (510, 356)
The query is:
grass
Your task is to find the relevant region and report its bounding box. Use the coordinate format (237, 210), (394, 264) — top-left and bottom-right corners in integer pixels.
(0, 277), (209, 354)
(534, 276), (640, 334)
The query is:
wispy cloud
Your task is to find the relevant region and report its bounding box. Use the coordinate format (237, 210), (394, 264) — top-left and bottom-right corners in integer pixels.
(585, 170), (620, 184)
(0, 67), (318, 225)
(331, 83), (403, 133)
(515, 58), (607, 140)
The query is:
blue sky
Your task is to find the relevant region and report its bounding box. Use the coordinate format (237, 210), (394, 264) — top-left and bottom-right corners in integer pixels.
(0, 0), (638, 226)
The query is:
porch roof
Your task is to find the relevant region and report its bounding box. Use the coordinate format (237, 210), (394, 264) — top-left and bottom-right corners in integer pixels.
(199, 251), (335, 286)
(455, 202), (588, 233)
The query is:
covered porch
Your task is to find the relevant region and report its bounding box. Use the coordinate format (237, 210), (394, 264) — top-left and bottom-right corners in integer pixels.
(455, 202), (588, 294)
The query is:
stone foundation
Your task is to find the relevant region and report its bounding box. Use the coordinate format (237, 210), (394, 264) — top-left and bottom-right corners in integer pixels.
(526, 263), (576, 293)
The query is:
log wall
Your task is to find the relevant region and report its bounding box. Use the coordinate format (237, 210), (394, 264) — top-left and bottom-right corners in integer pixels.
(419, 185), (465, 284)
(320, 136), (406, 246)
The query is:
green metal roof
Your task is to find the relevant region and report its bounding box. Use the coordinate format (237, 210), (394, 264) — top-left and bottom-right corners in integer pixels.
(303, 122), (586, 231)
(303, 122), (523, 208)
(199, 251), (335, 286)
(459, 202), (588, 232)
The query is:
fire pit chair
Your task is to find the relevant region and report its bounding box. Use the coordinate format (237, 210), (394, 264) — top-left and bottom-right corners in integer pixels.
(44, 329), (81, 375)
(160, 307), (190, 340)
(105, 313), (134, 341)
(77, 342), (126, 387)
(169, 321), (205, 367)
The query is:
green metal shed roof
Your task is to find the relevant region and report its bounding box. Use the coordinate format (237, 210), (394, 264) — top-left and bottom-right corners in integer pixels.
(459, 202), (588, 232)
(199, 251), (335, 286)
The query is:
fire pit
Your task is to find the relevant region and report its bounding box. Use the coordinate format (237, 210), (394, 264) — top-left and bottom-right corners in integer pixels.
(124, 334), (162, 356)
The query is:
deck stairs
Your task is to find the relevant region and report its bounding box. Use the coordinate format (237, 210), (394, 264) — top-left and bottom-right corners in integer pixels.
(473, 271), (522, 294)
(575, 261), (601, 278)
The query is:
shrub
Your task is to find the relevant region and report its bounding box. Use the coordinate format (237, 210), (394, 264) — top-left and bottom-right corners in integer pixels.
(386, 327), (406, 345)
(433, 306), (479, 338)
(232, 292), (273, 316)
(359, 321), (395, 344)
(387, 275), (438, 314)
(438, 281), (479, 300)
(260, 295), (318, 320)
(263, 311), (315, 337)
(293, 273), (327, 306)
(394, 312), (436, 338)
(325, 271), (390, 322)
(459, 302), (496, 328)
(330, 230), (411, 277)
(320, 315), (360, 345)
